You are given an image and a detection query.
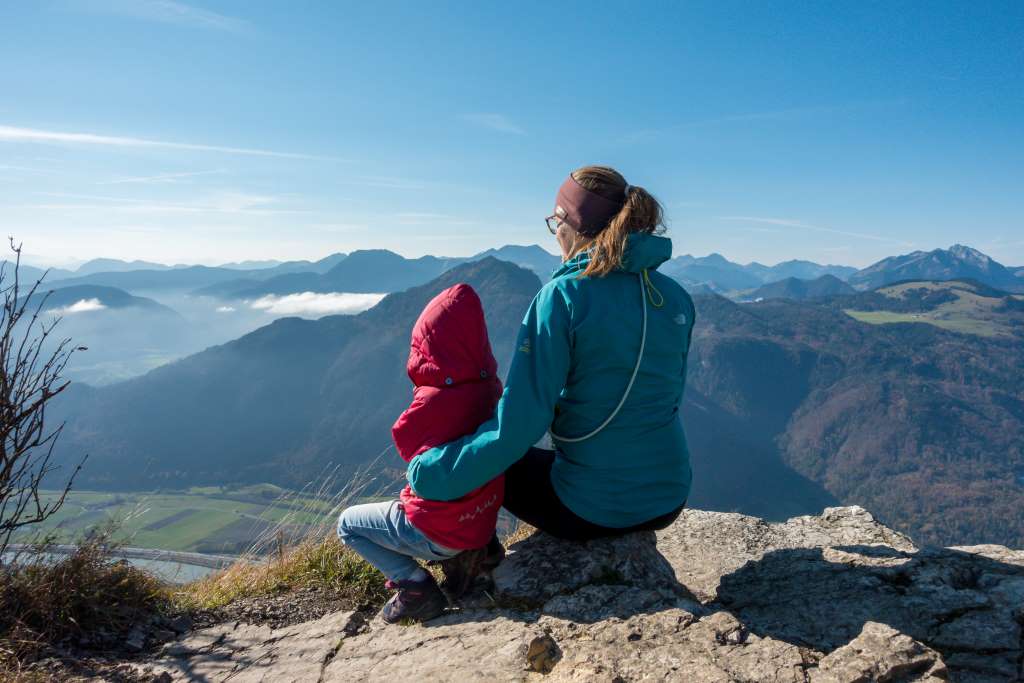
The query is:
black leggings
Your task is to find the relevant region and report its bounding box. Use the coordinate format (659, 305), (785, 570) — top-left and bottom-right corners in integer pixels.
(502, 447), (685, 542)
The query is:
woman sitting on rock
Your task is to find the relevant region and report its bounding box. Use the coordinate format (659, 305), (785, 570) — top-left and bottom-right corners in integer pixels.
(408, 165), (695, 549)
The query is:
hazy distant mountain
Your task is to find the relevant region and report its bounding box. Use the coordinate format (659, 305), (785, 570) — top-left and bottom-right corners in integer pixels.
(196, 246), (555, 301)
(661, 253), (765, 291)
(849, 244), (1023, 292)
(195, 250), (454, 299)
(20, 253), (348, 295)
(4, 261), (76, 283)
(23, 245), (866, 300)
(27, 284), (178, 316)
(747, 274), (856, 301)
(469, 245), (561, 279)
(196, 253), (349, 297)
(217, 259), (283, 270)
(18, 284), (185, 386)
(661, 254), (856, 293)
(751, 259), (858, 282)
(309, 250), (451, 291)
(198, 249), (533, 300)
(74, 258), (178, 275)
(55, 258), (537, 486)
(43, 265), (263, 292)
(260, 252), (348, 276)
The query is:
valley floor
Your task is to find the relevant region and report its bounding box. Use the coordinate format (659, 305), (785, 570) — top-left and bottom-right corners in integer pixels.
(24, 485), (349, 556)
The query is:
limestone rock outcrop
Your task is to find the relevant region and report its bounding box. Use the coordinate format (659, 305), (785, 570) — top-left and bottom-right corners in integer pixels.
(142, 506), (1024, 682)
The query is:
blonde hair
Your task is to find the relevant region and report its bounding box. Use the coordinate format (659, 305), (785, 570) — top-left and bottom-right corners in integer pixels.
(566, 165), (665, 278)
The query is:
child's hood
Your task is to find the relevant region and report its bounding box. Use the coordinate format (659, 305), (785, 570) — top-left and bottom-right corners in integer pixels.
(407, 283), (498, 387)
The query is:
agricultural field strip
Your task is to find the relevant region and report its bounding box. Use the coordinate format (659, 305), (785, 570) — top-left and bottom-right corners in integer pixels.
(843, 287), (1013, 338)
(843, 309), (1005, 337)
(24, 489), (340, 553)
(143, 508), (199, 531)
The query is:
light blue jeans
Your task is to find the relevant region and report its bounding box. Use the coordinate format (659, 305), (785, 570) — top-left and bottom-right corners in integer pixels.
(337, 500), (460, 582)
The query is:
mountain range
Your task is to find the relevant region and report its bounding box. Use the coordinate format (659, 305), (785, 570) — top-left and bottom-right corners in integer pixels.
(50, 257), (1024, 547)
(848, 244), (1024, 292)
(25, 284), (178, 316)
(23, 252), (350, 293)
(192, 245), (563, 299)
(660, 254), (858, 293)
(745, 274), (856, 301)
(53, 258), (538, 487)
(22, 243), (1023, 303)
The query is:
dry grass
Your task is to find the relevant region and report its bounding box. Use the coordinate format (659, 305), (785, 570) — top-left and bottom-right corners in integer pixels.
(2, 452), (521, 677)
(0, 524), (169, 671)
(1, 458), (395, 677)
(173, 458), (392, 612)
(172, 534), (387, 611)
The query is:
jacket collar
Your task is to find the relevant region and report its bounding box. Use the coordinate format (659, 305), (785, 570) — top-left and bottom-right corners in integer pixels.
(551, 233), (673, 279)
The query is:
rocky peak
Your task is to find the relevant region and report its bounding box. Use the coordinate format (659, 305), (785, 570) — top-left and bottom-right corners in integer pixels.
(143, 506), (1024, 681)
(947, 244), (993, 268)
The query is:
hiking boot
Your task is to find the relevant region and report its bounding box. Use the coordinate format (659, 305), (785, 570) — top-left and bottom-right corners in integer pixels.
(381, 574), (447, 624)
(482, 535), (505, 572)
(439, 547), (487, 601)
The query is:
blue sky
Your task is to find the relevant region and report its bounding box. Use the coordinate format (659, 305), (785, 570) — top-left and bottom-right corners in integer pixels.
(1, 1), (1022, 268)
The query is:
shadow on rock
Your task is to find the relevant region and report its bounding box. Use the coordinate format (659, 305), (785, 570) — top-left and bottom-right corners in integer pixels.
(461, 529), (702, 625)
(717, 544), (1024, 682)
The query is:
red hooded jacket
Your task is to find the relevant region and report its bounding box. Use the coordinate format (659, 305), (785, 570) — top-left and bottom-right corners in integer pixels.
(393, 284), (504, 550)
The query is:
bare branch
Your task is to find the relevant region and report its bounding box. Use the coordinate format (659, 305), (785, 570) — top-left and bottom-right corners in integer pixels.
(0, 239), (86, 558)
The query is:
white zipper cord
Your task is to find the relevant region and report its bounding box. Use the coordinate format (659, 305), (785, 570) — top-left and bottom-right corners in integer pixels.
(550, 271), (648, 443)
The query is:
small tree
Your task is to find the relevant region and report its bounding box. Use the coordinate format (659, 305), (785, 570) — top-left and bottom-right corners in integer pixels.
(0, 238), (86, 557)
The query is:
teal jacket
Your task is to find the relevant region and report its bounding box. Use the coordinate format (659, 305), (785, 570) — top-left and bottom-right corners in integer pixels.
(406, 232), (695, 528)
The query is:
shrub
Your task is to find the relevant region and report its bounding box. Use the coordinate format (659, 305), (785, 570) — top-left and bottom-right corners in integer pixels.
(0, 526), (168, 671)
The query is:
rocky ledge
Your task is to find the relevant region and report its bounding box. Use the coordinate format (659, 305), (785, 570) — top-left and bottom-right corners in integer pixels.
(140, 507), (1024, 682)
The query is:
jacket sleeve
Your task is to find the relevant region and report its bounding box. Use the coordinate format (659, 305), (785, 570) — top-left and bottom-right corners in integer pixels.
(406, 283), (572, 501)
(391, 389), (431, 463)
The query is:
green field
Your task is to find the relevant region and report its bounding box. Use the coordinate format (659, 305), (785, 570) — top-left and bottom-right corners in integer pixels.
(843, 309), (1005, 337)
(844, 282), (1018, 338)
(20, 484), (366, 555)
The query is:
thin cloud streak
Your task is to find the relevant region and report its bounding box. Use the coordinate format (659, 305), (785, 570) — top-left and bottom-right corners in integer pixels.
(11, 191), (313, 215)
(12, 203), (311, 216)
(625, 99), (907, 143)
(99, 169), (226, 185)
(69, 0), (252, 33)
(393, 212), (477, 226)
(343, 175), (428, 190)
(0, 164), (56, 175)
(0, 125), (336, 160)
(460, 113), (526, 135)
(716, 215), (915, 247)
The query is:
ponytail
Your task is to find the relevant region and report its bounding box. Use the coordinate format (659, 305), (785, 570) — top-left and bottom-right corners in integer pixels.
(567, 166), (665, 278)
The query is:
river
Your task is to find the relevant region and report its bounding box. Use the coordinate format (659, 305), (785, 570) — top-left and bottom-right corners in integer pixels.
(2, 546), (237, 584)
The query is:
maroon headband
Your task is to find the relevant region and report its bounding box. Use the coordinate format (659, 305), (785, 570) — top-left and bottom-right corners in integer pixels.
(554, 174), (626, 237)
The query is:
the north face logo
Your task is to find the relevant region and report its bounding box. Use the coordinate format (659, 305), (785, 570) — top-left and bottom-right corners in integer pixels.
(674, 313), (688, 325)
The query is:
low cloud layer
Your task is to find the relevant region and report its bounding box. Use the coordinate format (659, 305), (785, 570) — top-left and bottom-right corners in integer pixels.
(249, 292), (385, 317)
(48, 297), (107, 315)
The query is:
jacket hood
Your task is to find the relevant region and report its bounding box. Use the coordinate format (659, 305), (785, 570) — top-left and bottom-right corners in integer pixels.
(552, 233), (673, 279)
(407, 283), (498, 388)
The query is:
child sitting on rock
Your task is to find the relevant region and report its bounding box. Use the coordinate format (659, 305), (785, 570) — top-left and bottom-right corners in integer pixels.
(338, 283), (505, 623)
